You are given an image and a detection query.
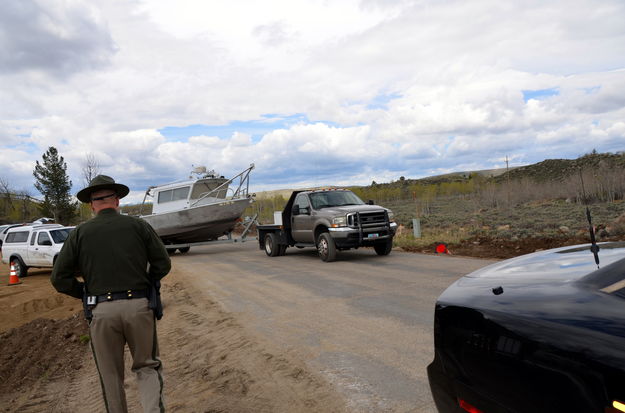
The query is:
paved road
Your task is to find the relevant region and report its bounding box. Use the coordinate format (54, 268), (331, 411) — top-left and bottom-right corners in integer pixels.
(171, 242), (496, 412)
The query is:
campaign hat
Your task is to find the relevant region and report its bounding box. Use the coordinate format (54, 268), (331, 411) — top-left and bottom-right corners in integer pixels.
(76, 175), (130, 203)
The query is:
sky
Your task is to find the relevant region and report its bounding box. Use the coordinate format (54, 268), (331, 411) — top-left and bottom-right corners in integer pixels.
(1, 0), (625, 204)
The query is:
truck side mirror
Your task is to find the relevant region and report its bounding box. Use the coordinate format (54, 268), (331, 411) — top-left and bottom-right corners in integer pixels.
(367, 200), (374, 205)
(292, 205), (300, 215)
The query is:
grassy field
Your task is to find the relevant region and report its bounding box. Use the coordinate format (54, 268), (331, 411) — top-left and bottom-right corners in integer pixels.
(384, 196), (625, 257)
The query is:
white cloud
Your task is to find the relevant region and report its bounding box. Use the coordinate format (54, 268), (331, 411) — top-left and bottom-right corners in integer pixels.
(1, 0), (624, 200)
(0, 0), (115, 77)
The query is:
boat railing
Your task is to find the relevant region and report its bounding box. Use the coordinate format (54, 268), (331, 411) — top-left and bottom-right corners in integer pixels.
(189, 163), (255, 208)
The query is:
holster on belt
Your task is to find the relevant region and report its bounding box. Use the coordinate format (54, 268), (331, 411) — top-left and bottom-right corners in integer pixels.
(148, 280), (163, 320)
(82, 284), (93, 322)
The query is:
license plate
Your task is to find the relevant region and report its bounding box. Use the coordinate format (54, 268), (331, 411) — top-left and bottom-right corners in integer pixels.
(367, 233), (379, 239)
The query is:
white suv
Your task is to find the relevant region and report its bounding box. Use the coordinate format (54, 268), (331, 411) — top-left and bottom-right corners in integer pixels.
(1, 224), (74, 278)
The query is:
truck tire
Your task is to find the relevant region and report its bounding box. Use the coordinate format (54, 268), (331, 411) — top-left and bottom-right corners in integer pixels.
(178, 247), (190, 254)
(278, 244), (287, 256)
(10, 257), (28, 278)
(264, 233), (280, 257)
(317, 232), (337, 262)
(374, 238), (393, 256)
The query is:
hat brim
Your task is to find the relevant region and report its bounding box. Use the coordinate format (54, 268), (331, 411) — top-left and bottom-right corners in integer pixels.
(76, 183), (130, 203)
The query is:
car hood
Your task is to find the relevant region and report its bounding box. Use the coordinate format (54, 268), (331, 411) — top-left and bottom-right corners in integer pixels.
(316, 205), (388, 215)
(437, 242), (625, 355)
(462, 241), (625, 284)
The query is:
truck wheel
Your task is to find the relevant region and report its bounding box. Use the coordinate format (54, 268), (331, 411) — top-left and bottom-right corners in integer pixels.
(10, 257), (28, 278)
(264, 233), (280, 257)
(178, 247), (190, 254)
(374, 238), (393, 256)
(278, 244), (287, 256)
(317, 233), (337, 262)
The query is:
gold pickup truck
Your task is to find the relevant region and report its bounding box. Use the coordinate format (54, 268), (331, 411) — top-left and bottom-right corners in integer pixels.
(257, 189), (397, 262)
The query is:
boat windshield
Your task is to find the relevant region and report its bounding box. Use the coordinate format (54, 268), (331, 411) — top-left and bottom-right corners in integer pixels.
(157, 186), (190, 204)
(309, 191), (365, 209)
(50, 228), (73, 244)
(190, 179), (228, 200)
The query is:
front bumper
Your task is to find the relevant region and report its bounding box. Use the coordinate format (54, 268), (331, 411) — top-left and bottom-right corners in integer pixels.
(328, 222), (397, 247)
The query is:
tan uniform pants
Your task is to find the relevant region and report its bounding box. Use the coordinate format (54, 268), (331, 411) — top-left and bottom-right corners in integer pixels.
(90, 298), (164, 413)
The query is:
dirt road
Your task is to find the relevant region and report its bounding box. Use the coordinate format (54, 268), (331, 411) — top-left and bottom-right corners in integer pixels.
(0, 245), (494, 412)
(170, 243), (494, 412)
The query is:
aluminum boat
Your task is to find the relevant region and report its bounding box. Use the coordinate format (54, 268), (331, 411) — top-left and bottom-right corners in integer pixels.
(139, 164), (254, 244)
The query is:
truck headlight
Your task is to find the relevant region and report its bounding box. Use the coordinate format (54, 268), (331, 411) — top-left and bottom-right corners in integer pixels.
(331, 216), (347, 227)
(387, 211), (394, 221)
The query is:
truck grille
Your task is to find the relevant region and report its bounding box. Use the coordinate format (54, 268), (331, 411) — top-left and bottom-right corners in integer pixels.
(348, 211), (387, 227)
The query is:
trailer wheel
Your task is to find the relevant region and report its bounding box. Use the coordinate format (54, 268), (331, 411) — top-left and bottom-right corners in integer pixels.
(178, 247), (190, 254)
(317, 233), (337, 262)
(10, 257), (28, 278)
(264, 233), (280, 257)
(374, 237), (393, 256)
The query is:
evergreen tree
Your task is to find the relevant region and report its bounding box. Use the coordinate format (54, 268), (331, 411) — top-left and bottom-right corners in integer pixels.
(33, 147), (77, 225)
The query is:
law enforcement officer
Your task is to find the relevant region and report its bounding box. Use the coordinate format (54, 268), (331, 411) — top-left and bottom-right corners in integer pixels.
(51, 175), (171, 413)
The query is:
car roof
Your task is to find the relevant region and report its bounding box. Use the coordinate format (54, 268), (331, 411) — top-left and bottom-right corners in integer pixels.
(6, 224), (65, 232)
(1, 224), (23, 232)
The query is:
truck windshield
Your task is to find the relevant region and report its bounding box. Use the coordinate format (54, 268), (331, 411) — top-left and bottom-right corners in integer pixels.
(309, 191), (365, 209)
(50, 228), (73, 244)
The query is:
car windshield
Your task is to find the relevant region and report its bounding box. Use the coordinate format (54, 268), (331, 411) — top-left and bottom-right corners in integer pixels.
(309, 191), (365, 209)
(50, 228), (72, 244)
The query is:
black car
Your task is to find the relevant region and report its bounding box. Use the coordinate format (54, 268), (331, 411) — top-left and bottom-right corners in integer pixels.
(428, 242), (625, 413)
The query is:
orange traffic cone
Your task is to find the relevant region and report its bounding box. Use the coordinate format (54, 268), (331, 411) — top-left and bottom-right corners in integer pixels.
(8, 263), (21, 286)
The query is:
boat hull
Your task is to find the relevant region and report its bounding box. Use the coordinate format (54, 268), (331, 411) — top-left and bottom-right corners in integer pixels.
(141, 197), (252, 243)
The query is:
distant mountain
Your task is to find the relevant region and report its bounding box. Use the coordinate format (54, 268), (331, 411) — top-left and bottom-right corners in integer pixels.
(252, 151), (625, 197)
(409, 166), (519, 185)
(369, 151), (625, 188)
(494, 151), (625, 183)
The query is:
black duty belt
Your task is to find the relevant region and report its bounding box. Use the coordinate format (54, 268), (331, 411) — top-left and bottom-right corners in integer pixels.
(93, 289), (148, 304)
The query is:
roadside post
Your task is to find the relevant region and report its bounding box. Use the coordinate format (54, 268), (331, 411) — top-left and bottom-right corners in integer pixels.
(412, 218), (421, 238)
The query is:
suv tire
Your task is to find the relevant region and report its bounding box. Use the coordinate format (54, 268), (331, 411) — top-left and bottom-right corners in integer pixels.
(10, 257), (28, 278)
(374, 238), (393, 256)
(264, 233), (280, 257)
(317, 232), (337, 262)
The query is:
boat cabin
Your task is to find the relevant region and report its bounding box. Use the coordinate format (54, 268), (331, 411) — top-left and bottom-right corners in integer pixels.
(150, 177), (229, 214)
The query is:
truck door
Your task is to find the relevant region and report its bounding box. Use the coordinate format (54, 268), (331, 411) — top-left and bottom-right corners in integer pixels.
(291, 194), (315, 243)
(31, 231), (54, 266)
(26, 231), (38, 265)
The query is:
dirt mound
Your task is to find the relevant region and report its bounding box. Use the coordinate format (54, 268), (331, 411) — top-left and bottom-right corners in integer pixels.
(0, 268), (80, 333)
(0, 314), (88, 393)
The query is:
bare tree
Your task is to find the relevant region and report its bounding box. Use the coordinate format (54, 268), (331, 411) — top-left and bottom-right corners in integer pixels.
(17, 189), (34, 221)
(82, 152), (101, 186)
(0, 177), (13, 218)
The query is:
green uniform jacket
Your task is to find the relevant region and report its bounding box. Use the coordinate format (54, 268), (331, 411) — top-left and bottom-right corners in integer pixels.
(51, 208), (171, 298)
